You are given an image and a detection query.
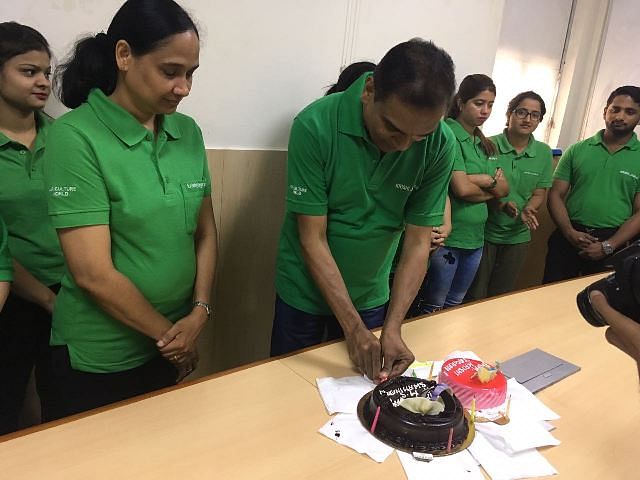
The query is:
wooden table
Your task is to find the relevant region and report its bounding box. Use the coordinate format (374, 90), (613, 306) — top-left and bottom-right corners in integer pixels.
(2, 276), (638, 479)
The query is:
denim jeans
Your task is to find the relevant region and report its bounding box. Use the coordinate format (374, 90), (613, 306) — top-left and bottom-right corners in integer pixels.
(270, 295), (387, 356)
(416, 246), (483, 314)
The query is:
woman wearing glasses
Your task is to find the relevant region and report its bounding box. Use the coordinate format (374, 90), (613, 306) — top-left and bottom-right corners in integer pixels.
(467, 91), (553, 300)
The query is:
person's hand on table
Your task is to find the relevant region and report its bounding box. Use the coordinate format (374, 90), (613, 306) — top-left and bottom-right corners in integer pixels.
(345, 323), (383, 383)
(579, 242), (606, 260)
(379, 330), (415, 382)
(157, 309), (207, 360)
(590, 290), (640, 378)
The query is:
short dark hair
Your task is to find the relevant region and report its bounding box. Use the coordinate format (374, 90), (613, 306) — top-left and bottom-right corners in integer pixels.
(373, 38), (455, 109)
(326, 61), (376, 96)
(606, 86), (640, 108)
(506, 91), (546, 125)
(54, 0), (198, 108)
(0, 22), (51, 68)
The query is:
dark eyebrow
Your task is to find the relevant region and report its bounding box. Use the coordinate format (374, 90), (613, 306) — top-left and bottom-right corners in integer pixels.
(382, 115), (431, 138)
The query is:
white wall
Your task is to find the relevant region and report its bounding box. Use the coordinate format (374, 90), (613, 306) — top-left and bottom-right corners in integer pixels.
(6, 0), (505, 150)
(582, 0), (640, 138)
(485, 0), (573, 140)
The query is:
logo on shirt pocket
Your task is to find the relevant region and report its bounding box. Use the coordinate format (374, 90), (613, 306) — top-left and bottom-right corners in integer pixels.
(180, 181), (206, 234)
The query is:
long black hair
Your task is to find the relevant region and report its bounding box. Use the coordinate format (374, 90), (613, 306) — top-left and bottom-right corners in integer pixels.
(448, 74), (497, 156)
(54, 0), (198, 108)
(325, 61), (376, 95)
(0, 22), (51, 68)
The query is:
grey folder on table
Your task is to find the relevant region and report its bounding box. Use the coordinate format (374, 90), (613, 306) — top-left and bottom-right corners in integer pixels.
(500, 348), (581, 393)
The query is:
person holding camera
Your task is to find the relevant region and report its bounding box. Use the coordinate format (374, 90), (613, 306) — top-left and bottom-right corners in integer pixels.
(543, 86), (640, 283)
(589, 290), (640, 379)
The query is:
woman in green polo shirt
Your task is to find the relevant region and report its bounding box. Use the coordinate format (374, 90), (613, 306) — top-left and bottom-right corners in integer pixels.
(0, 22), (65, 434)
(468, 91), (553, 300)
(417, 74), (508, 313)
(44, 0), (217, 417)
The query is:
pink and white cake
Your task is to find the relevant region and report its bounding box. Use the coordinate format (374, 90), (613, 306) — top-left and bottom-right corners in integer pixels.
(438, 358), (507, 409)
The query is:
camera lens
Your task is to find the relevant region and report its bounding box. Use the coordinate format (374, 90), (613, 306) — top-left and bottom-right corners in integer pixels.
(576, 287), (608, 327)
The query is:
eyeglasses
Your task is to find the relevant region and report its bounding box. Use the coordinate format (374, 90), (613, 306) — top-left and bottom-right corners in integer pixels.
(512, 108), (542, 121)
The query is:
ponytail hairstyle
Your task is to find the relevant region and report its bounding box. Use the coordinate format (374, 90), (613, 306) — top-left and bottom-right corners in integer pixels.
(54, 0), (198, 108)
(326, 61), (376, 95)
(0, 22), (51, 68)
(448, 73), (497, 156)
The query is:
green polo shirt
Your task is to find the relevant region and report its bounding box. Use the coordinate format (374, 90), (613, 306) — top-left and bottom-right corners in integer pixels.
(485, 132), (553, 244)
(554, 130), (640, 228)
(275, 73), (455, 314)
(0, 112), (63, 286)
(0, 215), (12, 282)
(44, 89), (211, 373)
(445, 118), (497, 249)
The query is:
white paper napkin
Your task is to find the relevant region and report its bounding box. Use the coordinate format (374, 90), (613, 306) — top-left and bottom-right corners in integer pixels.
(397, 450), (484, 480)
(318, 413), (394, 463)
(316, 375), (375, 415)
(506, 378), (560, 422)
(468, 431), (558, 480)
(475, 416), (560, 455)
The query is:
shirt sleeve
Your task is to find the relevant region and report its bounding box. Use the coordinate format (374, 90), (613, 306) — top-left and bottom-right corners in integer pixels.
(451, 141), (466, 172)
(0, 216), (13, 282)
(285, 117), (328, 216)
(44, 122), (110, 228)
(195, 124), (212, 196)
(552, 144), (574, 183)
(404, 132), (455, 227)
(537, 143), (554, 188)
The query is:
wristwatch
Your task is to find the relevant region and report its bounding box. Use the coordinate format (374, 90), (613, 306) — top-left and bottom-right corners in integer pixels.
(193, 300), (212, 319)
(601, 241), (614, 256)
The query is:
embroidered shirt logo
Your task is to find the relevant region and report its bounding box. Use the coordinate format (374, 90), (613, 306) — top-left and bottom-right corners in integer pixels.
(49, 185), (77, 197)
(185, 182), (207, 191)
(620, 170), (639, 180)
(289, 185), (308, 196)
(395, 183), (417, 192)
(523, 171), (540, 176)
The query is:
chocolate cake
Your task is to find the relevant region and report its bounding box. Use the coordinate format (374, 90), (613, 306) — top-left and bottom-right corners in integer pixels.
(357, 376), (471, 454)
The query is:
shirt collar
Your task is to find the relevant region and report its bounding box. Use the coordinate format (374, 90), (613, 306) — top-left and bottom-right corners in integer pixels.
(495, 130), (536, 157)
(589, 129), (640, 151)
(0, 111), (52, 149)
(87, 89), (182, 146)
(445, 118), (475, 144)
(337, 73), (369, 138)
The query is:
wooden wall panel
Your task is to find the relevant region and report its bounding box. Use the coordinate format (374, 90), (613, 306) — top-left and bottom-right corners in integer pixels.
(196, 150), (287, 376)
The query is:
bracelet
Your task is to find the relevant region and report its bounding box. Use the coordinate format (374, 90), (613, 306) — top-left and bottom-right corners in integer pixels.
(193, 300), (212, 319)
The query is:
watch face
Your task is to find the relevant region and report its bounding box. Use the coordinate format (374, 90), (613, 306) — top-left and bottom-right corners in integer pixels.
(603, 242), (614, 255)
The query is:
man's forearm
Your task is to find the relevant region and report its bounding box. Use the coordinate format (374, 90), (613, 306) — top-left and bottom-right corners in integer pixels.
(548, 190), (573, 234)
(300, 239), (362, 333)
(386, 228), (431, 330)
(606, 213), (640, 250)
(0, 281), (9, 311)
(526, 190), (546, 211)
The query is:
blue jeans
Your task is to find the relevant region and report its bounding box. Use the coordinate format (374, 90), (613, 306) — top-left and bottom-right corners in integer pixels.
(270, 295), (387, 356)
(417, 246), (483, 314)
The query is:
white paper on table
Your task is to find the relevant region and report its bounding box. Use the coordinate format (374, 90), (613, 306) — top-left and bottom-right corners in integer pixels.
(403, 360), (444, 380)
(397, 450), (484, 480)
(468, 431), (558, 480)
(475, 415), (560, 455)
(316, 376), (374, 415)
(506, 378), (560, 422)
(444, 350), (483, 362)
(318, 413), (394, 463)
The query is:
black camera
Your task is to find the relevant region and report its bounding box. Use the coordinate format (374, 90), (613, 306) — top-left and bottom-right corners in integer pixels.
(576, 240), (640, 327)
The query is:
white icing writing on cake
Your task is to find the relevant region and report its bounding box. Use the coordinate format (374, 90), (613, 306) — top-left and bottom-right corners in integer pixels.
(380, 382), (430, 407)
